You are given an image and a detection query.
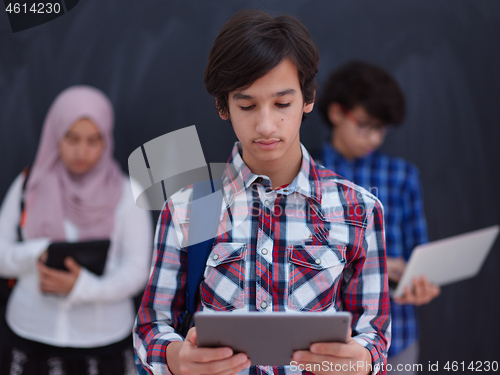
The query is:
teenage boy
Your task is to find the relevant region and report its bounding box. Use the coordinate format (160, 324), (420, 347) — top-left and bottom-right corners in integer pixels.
(134, 11), (390, 375)
(317, 61), (440, 373)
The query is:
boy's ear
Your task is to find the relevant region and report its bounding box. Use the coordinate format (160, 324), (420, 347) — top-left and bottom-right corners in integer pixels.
(216, 99), (230, 120)
(219, 112), (229, 120)
(303, 90), (315, 114)
(327, 102), (343, 125)
(304, 101), (314, 114)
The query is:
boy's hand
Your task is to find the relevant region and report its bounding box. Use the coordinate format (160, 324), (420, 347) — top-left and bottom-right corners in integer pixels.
(292, 331), (373, 375)
(394, 275), (440, 306)
(37, 256), (81, 295)
(167, 327), (251, 375)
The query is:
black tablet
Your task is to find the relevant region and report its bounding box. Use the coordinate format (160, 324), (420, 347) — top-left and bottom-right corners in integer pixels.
(45, 239), (111, 276)
(195, 311), (352, 367)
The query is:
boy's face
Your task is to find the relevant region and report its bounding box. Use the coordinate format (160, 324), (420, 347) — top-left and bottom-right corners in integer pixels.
(220, 58), (314, 172)
(328, 103), (387, 160)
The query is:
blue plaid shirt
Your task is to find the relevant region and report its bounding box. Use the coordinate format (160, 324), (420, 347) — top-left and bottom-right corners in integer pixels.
(320, 142), (428, 357)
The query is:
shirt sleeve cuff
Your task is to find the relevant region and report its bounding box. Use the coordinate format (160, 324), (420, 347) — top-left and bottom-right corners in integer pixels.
(136, 335), (184, 375)
(29, 238), (51, 262)
(65, 267), (98, 305)
(353, 336), (387, 375)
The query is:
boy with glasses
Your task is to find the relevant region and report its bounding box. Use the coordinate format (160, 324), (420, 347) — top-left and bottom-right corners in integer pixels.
(317, 61), (440, 373)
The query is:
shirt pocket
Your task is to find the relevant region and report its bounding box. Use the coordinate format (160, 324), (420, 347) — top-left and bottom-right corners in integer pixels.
(287, 243), (346, 312)
(200, 242), (246, 311)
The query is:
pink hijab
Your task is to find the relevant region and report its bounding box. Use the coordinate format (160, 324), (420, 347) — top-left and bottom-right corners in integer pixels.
(24, 85), (124, 241)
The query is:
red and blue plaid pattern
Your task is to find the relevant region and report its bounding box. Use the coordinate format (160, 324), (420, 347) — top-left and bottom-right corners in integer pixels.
(134, 143), (390, 375)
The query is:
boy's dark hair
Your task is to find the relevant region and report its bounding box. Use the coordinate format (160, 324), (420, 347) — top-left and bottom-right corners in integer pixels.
(205, 10), (319, 117)
(318, 61), (406, 127)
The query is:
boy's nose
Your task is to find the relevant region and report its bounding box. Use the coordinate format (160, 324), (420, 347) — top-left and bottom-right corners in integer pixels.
(256, 109), (277, 136)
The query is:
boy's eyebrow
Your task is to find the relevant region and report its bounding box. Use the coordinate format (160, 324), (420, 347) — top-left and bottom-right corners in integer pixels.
(232, 88), (296, 100)
(272, 88), (296, 98)
(232, 92), (253, 100)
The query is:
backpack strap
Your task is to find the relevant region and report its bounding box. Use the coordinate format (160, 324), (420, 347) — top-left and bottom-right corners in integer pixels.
(176, 178), (223, 336)
(1, 167), (31, 304)
(17, 166), (31, 243)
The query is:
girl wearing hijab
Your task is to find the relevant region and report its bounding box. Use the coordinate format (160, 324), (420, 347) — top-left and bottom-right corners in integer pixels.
(0, 85), (152, 374)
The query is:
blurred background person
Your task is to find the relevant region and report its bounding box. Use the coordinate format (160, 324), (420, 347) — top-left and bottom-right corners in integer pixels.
(0, 85), (153, 375)
(317, 61), (440, 374)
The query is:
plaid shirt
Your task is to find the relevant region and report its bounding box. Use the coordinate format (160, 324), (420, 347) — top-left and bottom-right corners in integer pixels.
(134, 142), (390, 375)
(320, 142), (428, 357)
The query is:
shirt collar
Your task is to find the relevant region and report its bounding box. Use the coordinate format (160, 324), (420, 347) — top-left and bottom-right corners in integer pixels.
(221, 142), (322, 206)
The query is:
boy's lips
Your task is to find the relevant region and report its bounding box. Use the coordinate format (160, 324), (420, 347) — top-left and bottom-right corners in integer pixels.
(255, 139), (280, 150)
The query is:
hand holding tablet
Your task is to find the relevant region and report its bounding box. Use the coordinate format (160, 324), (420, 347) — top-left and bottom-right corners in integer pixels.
(392, 225), (499, 298)
(37, 239), (111, 295)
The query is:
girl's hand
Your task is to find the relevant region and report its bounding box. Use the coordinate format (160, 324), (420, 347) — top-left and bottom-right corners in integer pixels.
(37, 257), (81, 295)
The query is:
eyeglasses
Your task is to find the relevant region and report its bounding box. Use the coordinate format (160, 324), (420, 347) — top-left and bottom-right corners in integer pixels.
(340, 105), (388, 137)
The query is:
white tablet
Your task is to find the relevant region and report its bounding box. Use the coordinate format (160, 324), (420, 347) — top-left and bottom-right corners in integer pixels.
(393, 225), (499, 297)
(195, 311), (352, 367)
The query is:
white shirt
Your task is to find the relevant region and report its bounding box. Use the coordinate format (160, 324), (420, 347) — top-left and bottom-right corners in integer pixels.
(0, 174), (153, 348)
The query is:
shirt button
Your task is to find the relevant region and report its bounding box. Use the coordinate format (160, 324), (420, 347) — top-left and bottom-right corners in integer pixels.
(264, 200), (270, 206)
(261, 248), (268, 255)
(260, 301), (268, 309)
(256, 177), (263, 182)
(315, 258), (321, 265)
(283, 189), (289, 193)
(213, 254), (219, 261)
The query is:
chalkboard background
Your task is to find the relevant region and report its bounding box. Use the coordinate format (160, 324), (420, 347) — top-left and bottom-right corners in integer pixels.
(1, 1), (499, 371)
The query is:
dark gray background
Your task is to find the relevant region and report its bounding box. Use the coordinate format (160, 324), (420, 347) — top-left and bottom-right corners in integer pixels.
(1, 0), (499, 371)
